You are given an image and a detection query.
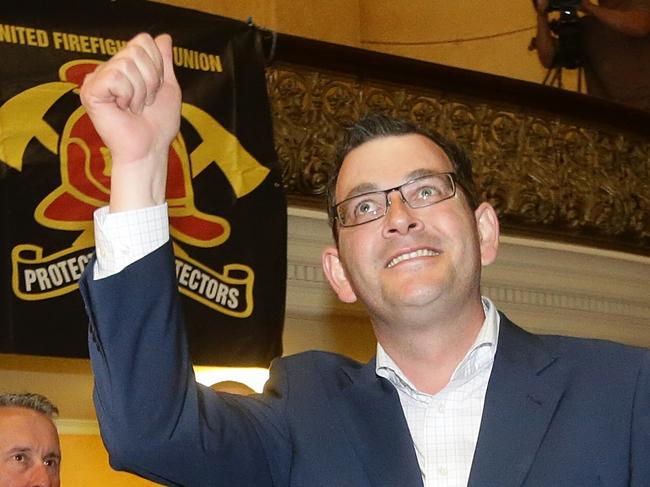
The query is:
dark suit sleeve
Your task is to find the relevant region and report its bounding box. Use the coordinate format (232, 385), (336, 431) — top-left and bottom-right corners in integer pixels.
(80, 241), (289, 486)
(631, 349), (650, 485)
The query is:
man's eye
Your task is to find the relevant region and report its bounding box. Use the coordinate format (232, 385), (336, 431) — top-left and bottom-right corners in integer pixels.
(13, 453), (25, 462)
(419, 186), (437, 198)
(44, 458), (58, 467)
(355, 199), (380, 215)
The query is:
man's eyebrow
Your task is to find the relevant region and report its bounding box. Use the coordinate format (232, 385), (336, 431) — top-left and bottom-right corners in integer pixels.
(44, 452), (61, 462)
(342, 182), (380, 200)
(6, 446), (31, 455)
(404, 168), (437, 180)
(341, 168), (438, 200)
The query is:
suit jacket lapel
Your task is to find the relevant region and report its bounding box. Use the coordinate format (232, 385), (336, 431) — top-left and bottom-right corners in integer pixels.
(332, 359), (424, 487)
(468, 316), (571, 487)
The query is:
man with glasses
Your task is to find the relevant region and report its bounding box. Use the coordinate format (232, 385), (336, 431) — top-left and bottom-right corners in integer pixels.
(79, 33), (650, 486)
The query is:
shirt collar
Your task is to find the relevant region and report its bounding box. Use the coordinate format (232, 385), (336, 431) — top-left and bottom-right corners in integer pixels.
(376, 297), (500, 398)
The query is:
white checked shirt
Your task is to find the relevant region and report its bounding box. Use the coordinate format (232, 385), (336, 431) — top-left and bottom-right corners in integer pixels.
(92, 204), (169, 279)
(376, 299), (500, 487)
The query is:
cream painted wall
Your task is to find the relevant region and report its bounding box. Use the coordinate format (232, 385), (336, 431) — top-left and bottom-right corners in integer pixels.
(152, 0), (362, 46)
(151, 0), (577, 90)
(285, 208), (650, 352)
(358, 0), (550, 83)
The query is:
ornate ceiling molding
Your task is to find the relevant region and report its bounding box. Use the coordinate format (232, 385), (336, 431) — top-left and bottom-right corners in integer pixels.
(267, 64), (650, 254)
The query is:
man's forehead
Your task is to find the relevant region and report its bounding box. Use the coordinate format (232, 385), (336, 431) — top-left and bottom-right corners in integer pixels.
(0, 407), (59, 440)
(341, 168), (441, 199)
(336, 134), (453, 196)
(0, 406), (43, 420)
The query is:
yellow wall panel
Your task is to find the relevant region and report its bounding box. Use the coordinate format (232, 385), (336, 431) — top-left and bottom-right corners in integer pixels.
(60, 435), (158, 486)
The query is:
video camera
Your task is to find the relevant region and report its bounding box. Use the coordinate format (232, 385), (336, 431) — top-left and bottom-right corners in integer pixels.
(547, 0), (583, 69)
(548, 0), (580, 11)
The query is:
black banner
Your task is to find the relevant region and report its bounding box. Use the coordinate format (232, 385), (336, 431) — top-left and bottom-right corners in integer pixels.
(0, 0), (286, 366)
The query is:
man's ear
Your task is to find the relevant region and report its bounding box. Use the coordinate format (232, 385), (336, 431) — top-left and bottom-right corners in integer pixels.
(322, 246), (358, 303)
(474, 202), (500, 266)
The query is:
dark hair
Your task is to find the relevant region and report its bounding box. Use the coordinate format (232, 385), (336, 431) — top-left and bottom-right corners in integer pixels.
(326, 114), (478, 241)
(0, 393), (59, 418)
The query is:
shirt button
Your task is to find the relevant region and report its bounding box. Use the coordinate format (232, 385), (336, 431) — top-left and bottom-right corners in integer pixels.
(437, 404), (445, 414)
(438, 466), (448, 476)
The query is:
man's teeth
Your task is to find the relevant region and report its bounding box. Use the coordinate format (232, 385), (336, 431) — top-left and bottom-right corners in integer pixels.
(387, 249), (438, 268)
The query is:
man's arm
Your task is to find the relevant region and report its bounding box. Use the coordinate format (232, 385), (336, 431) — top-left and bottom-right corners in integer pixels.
(80, 33), (180, 278)
(631, 350), (650, 485)
(80, 242), (281, 485)
(79, 34), (288, 485)
(581, 0), (650, 38)
(533, 0), (558, 69)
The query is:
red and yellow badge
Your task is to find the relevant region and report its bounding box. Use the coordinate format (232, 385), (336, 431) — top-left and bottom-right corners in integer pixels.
(1, 59), (269, 317)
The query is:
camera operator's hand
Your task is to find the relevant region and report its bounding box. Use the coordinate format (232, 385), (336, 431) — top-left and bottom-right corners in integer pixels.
(534, 0), (550, 16)
(533, 0), (556, 68)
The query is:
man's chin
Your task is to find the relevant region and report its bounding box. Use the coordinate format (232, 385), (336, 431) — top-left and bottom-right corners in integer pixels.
(383, 282), (446, 308)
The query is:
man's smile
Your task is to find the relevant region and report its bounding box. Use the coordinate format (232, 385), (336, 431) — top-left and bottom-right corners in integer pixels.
(386, 248), (440, 268)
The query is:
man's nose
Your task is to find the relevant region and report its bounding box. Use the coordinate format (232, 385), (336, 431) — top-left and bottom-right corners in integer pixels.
(29, 464), (54, 487)
(382, 191), (423, 236)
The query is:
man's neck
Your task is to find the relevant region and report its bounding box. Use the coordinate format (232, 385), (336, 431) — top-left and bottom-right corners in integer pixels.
(374, 299), (486, 395)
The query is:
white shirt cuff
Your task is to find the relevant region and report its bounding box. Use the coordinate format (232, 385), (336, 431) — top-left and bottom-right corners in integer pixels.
(92, 203), (169, 280)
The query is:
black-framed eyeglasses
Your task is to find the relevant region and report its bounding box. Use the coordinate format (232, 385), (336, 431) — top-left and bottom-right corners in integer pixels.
(333, 172), (457, 228)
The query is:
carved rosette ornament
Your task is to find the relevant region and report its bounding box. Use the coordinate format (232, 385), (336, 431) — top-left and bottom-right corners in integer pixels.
(266, 64), (650, 253)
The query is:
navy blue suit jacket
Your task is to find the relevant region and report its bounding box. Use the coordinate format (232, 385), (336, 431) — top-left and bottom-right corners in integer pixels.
(80, 241), (650, 486)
